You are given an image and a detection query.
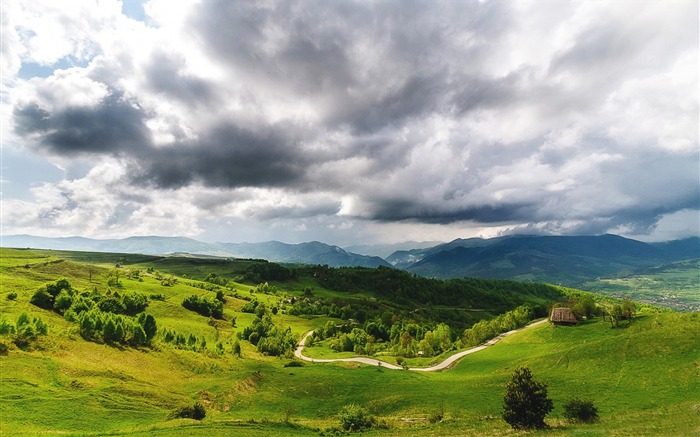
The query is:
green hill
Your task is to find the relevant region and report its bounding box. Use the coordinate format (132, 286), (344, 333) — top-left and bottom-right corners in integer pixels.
(1, 248), (698, 436)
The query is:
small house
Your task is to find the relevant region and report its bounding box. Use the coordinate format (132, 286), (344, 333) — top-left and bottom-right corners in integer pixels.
(550, 307), (577, 326)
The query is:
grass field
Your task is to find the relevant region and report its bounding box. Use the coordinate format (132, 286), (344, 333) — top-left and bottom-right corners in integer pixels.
(1, 248), (699, 436)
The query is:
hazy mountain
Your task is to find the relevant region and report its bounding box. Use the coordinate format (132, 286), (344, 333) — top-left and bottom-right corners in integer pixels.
(1, 235), (234, 257)
(343, 241), (443, 258)
(2, 235), (390, 269)
(218, 241), (391, 268)
(394, 234), (700, 286)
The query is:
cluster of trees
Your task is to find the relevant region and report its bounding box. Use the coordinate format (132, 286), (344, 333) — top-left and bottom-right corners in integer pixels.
(240, 307), (296, 356)
(605, 298), (636, 327)
(74, 310), (156, 346)
(29, 279), (158, 347)
(311, 318), (458, 358)
(309, 304), (539, 358)
(181, 294), (224, 319)
(243, 261), (296, 283)
(204, 273), (228, 287)
(31, 279), (148, 316)
(0, 313), (48, 350)
(462, 305), (535, 347)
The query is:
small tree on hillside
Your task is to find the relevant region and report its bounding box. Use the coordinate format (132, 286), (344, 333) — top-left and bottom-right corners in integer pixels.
(502, 367), (553, 430)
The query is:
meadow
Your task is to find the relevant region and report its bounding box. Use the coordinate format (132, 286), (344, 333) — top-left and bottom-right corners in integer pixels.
(1, 248), (698, 436)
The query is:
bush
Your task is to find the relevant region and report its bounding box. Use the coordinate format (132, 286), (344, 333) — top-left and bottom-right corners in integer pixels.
(563, 398), (599, 423)
(502, 367), (553, 430)
(284, 360), (304, 367)
(338, 404), (375, 431)
(6, 292), (17, 300)
(171, 402), (206, 420)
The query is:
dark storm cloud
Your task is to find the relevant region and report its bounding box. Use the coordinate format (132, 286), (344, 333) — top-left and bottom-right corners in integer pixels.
(14, 90), (314, 190)
(13, 93), (152, 155)
(366, 197), (537, 224)
(130, 122), (310, 189)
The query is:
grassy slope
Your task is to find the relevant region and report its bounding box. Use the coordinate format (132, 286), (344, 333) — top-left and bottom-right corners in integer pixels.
(1, 249), (699, 436)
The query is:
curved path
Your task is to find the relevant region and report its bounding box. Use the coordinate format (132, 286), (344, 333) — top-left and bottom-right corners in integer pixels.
(294, 318), (549, 372)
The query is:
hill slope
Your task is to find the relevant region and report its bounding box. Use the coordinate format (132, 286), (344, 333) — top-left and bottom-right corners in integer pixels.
(0, 249), (697, 436)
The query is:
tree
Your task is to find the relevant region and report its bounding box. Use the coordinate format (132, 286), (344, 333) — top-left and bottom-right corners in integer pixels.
(502, 367), (553, 430)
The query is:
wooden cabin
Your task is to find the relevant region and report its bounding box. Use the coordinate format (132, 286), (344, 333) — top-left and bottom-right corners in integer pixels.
(550, 307), (577, 326)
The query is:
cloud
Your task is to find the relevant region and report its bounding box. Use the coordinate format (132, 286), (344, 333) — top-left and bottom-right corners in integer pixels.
(3, 0), (699, 243)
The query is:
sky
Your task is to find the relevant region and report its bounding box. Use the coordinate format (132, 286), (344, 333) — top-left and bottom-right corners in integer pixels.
(1, 0), (698, 246)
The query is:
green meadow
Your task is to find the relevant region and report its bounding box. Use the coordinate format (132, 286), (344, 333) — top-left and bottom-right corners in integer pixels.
(1, 248), (698, 436)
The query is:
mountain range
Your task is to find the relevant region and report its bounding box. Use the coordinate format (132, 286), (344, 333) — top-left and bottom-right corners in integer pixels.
(3, 233), (698, 287)
(1, 235), (389, 269)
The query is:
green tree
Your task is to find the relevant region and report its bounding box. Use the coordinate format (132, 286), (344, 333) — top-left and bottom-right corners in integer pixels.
(502, 367), (553, 430)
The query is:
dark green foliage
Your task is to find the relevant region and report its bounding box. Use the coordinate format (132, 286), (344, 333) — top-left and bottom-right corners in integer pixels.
(30, 288), (55, 309)
(241, 299), (259, 313)
(121, 292), (148, 315)
(171, 402), (206, 420)
(0, 341), (8, 355)
(205, 272), (228, 286)
(338, 404), (375, 431)
(283, 360), (304, 367)
(242, 311), (296, 356)
(98, 297), (127, 314)
(563, 398), (599, 423)
(138, 313), (158, 341)
(53, 290), (73, 313)
(244, 261), (294, 282)
(0, 318), (16, 335)
(181, 295), (224, 319)
(310, 265), (563, 311)
(232, 340), (241, 357)
(502, 367), (553, 430)
(6, 292), (17, 300)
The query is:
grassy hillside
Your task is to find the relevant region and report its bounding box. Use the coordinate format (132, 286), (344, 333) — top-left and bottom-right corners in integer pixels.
(1, 248), (698, 436)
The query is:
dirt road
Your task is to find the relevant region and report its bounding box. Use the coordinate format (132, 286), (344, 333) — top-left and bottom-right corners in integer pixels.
(294, 318), (549, 372)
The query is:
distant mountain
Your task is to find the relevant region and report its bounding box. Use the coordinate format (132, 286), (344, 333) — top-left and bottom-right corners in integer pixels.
(218, 241), (391, 268)
(2, 235), (390, 269)
(388, 234), (700, 286)
(343, 241), (443, 258)
(1, 235), (234, 257)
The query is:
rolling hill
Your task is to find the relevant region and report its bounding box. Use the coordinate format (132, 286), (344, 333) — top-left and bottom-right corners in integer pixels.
(0, 248), (697, 436)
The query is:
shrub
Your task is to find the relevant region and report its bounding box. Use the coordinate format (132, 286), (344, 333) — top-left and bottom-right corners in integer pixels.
(171, 402), (206, 420)
(338, 404), (375, 431)
(284, 360), (304, 367)
(0, 341), (8, 355)
(502, 367), (553, 430)
(6, 292), (17, 300)
(563, 398), (599, 423)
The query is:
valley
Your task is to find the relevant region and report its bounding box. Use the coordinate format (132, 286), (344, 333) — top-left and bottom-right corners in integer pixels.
(1, 247), (698, 435)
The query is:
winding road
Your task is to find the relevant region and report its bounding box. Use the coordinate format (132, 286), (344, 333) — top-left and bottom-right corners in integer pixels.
(294, 318), (549, 372)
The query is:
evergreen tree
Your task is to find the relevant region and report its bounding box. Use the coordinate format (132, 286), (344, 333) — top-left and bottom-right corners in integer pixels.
(502, 367), (553, 430)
